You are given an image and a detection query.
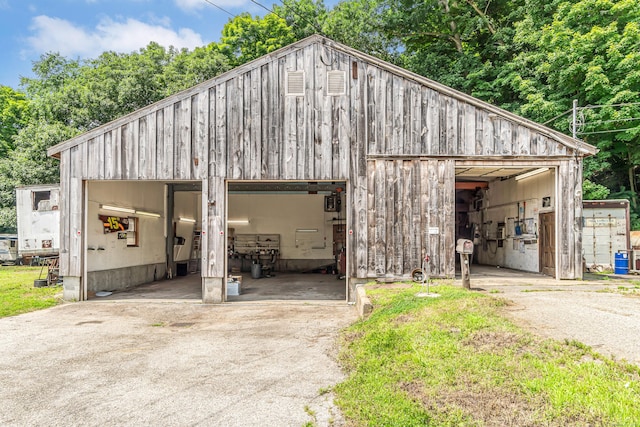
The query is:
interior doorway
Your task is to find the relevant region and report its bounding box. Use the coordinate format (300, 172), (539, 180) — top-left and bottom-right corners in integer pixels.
(539, 212), (556, 277)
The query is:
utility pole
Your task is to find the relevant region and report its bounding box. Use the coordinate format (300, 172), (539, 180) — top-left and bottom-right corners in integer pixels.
(572, 99), (578, 139)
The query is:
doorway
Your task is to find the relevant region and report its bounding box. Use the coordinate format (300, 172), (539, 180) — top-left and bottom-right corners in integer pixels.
(226, 181), (348, 301)
(539, 212), (556, 277)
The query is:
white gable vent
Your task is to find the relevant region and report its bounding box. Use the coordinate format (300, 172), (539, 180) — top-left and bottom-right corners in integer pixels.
(327, 70), (346, 96)
(286, 71), (305, 96)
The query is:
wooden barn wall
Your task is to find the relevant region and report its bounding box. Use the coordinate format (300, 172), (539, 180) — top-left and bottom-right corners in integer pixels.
(557, 158), (583, 279)
(367, 159), (455, 279)
(56, 41), (580, 280)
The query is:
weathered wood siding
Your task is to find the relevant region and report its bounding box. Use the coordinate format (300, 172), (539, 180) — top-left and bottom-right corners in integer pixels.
(53, 37), (587, 281)
(557, 158), (583, 279)
(367, 159), (455, 278)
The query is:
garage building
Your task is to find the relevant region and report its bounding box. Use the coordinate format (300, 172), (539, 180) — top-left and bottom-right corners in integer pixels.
(47, 35), (597, 303)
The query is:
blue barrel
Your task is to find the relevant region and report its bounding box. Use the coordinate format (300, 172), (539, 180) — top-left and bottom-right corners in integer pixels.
(614, 252), (629, 275)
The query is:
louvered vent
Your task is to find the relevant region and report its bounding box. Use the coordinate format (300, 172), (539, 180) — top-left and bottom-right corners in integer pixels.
(327, 70), (346, 95)
(286, 71), (305, 96)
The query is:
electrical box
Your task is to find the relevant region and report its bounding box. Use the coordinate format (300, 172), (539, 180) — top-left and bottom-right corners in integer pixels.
(324, 195), (341, 212)
(456, 239), (474, 254)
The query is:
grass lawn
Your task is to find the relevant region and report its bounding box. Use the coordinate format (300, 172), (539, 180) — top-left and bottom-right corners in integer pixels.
(335, 283), (640, 426)
(0, 266), (62, 318)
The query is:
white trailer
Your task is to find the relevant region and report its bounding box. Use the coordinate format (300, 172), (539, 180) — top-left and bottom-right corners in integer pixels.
(16, 184), (60, 260)
(582, 199), (630, 272)
(0, 234), (18, 264)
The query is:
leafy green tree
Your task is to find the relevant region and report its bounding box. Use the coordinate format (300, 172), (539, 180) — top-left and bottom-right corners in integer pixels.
(501, 0), (640, 216)
(0, 86), (30, 157)
(274, 0), (328, 39)
(163, 43), (231, 95)
(220, 13), (296, 66)
(324, 0), (399, 62)
(0, 121), (77, 232)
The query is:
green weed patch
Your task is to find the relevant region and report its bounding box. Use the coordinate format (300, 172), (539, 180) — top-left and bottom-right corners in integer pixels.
(335, 284), (640, 426)
(0, 266), (62, 318)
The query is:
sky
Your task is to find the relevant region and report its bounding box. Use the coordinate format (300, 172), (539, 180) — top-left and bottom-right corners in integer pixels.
(0, 0), (332, 89)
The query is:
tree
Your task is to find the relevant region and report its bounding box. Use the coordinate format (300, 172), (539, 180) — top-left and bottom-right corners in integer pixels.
(274, 0), (328, 40)
(220, 13), (297, 66)
(323, 0), (399, 62)
(0, 121), (77, 232)
(500, 0), (640, 215)
(0, 86), (30, 157)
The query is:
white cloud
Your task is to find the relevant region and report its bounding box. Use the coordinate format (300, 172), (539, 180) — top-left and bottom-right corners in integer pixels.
(25, 15), (204, 59)
(174, 0), (205, 11)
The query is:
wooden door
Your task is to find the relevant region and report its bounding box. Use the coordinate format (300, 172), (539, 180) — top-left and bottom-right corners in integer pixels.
(539, 212), (556, 277)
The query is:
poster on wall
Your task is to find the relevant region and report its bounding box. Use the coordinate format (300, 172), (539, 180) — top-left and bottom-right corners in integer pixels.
(99, 215), (130, 234)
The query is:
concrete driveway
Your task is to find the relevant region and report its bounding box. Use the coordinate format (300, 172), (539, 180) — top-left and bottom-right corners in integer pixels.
(467, 268), (640, 366)
(0, 300), (357, 426)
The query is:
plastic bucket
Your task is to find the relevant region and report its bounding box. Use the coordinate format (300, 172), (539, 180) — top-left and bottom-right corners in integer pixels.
(614, 252), (629, 275)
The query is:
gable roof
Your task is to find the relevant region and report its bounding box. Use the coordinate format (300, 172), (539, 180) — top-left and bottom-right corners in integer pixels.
(48, 34), (597, 157)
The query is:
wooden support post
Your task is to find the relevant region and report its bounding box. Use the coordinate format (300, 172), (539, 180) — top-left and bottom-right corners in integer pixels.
(460, 253), (470, 289)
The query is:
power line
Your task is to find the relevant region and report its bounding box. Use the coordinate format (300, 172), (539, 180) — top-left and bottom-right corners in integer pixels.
(580, 101), (640, 110)
(577, 127), (640, 136)
(542, 108), (573, 125)
(201, 0), (236, 18)
(275, 0), (324, 34)
(583, 117), (640, 126)
(248, 0), (309, 36)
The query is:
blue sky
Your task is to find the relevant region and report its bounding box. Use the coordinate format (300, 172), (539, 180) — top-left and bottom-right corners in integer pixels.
(0, 0), (336, 89)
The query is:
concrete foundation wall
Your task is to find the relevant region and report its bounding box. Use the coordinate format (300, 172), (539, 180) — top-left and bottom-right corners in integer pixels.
(86, 263), (166, 293)
(202, 277), (223, 303)
(63, 276), (81, 301)
(229, 257), (335, 273)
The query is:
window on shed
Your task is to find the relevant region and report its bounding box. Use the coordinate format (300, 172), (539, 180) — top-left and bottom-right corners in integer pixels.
(32, 191), (51, 211)
(327, 70), (346, 95)
(286, 71), (305, 96)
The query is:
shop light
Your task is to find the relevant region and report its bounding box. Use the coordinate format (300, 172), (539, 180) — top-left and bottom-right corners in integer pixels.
(136, 210), (161, 218)
(101, 204), (135, 214)
(228, 219), (250, 224)
(179, 217), (197, 223)
(515, 167), (549, 181)
(296, 228), (319, 233)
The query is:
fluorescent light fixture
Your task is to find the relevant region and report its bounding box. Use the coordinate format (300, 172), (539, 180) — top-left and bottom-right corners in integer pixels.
(101, 204), (135, 214)
(296, 228), (319, 233)
(515, 167), (549, 181)
(228, 219), (250, 224)
(179, 217), (196, 223)
(136, 210), (160, 218)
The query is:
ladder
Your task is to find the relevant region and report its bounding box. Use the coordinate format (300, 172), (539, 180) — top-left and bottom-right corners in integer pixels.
(188, 229), (201, 274)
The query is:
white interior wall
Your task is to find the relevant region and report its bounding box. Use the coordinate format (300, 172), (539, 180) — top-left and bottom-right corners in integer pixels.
(228, 193), (342, 260)
(87, 181), (166, 272)
(467, 169), (555, 272)
(173, 191), (201, 262)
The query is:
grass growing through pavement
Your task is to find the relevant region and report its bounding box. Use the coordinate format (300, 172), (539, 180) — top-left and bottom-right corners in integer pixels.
(334, 284), (640, 426)
(0, 266), (62, 318)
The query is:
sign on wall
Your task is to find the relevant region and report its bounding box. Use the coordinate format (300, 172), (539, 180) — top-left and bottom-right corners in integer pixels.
(99, 215), (130, 234)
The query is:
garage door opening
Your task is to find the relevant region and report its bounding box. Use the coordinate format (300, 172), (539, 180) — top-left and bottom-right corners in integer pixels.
(455, 164), (557, 278)
(226, 181), (347, 301)
(85, 181), (203, 301)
